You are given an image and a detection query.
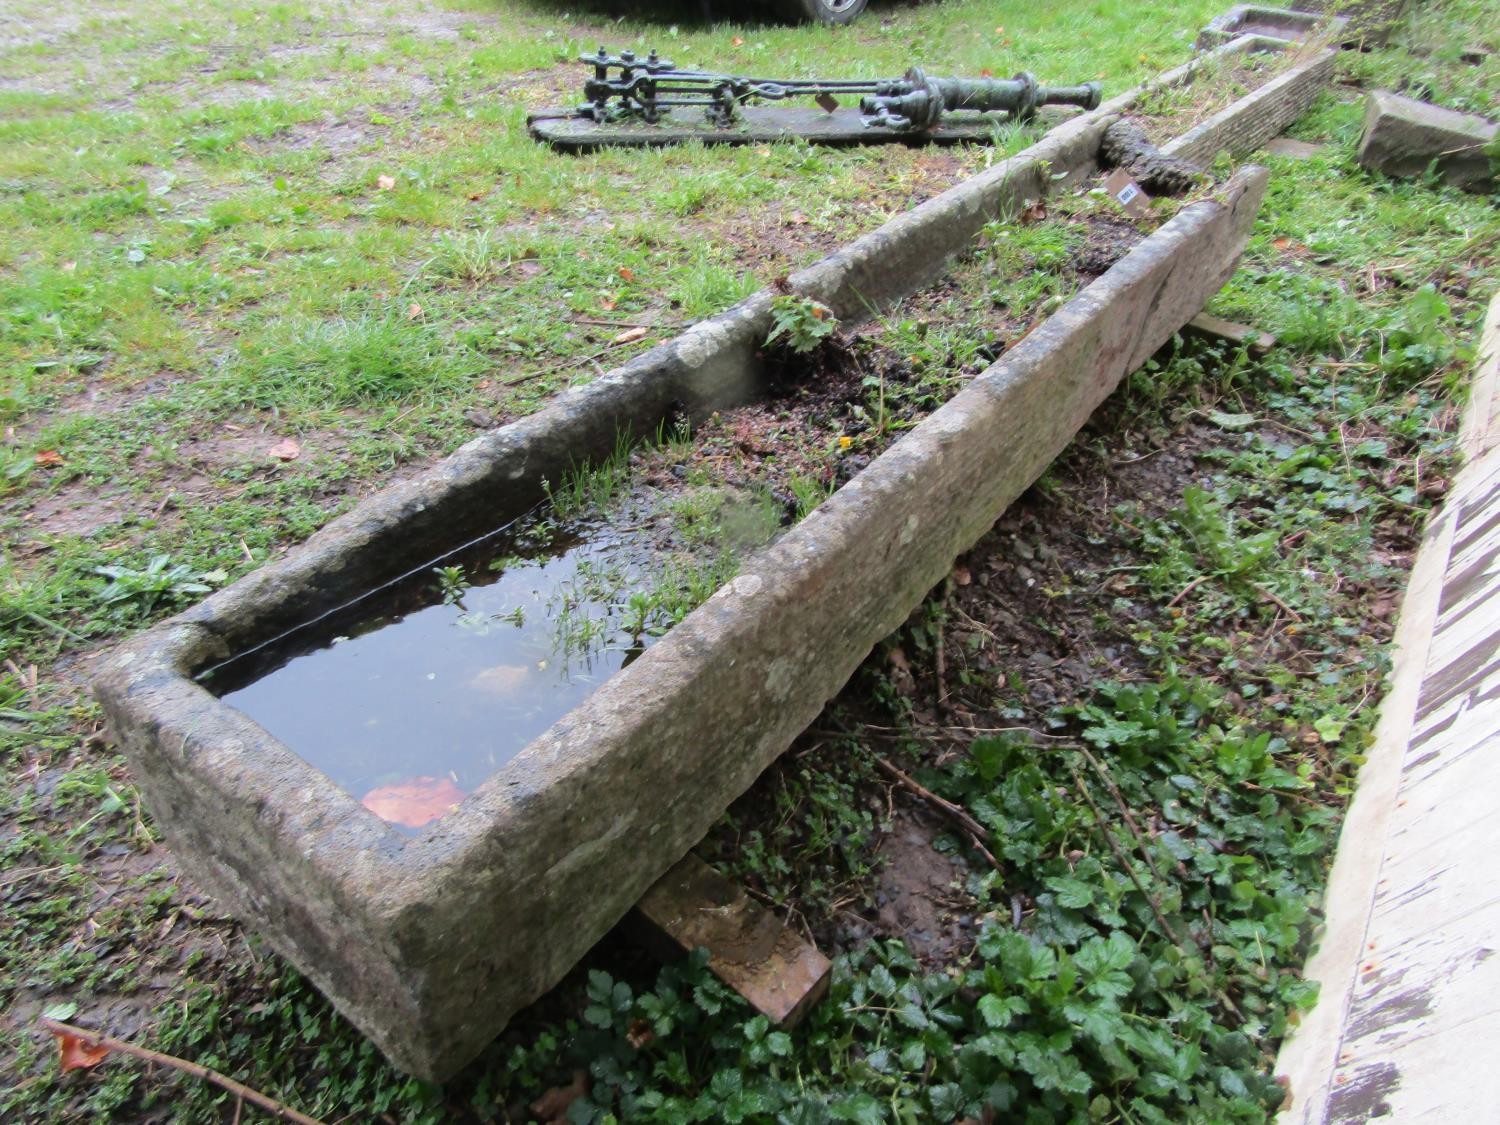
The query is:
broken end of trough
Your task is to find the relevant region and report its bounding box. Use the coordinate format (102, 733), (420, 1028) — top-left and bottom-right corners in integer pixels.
(93, 163), (1267, 1081)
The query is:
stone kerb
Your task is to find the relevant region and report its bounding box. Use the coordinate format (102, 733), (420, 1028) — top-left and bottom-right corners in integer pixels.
(95, 30), (1311, 1080)
(1165, 44), (1338, 167)
(1197, 6), (1342, 51)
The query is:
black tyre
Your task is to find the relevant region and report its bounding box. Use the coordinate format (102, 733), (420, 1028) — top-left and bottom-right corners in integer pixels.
(779, 0), (868, 25)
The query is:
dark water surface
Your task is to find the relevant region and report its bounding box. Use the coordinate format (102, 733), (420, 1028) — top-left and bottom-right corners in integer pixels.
(206, 519), (660, 822)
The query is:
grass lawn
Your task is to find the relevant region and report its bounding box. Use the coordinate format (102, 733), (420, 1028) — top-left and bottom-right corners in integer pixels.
(2, 0), (1498, 1121)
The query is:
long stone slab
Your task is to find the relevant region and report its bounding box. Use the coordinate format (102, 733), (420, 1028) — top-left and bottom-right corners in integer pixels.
(94, 163), (1267, 1079)
(90, 30), (1318, 1080)
(87, 35), (1320, 1080)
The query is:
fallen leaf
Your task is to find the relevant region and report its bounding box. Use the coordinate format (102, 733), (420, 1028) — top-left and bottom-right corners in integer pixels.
(979, 68), (994, 78)
(618, 267), (635, 282)
(267, 438), (301, 461)
(52, 1029), (110, 1073)
(731, 36), (744, 47)
(599, 297), (617, 311)
(626, 1019), (655, 1049)
(951, 564), (972, 586)
(531, 1070), (589, 1124)
(1206, 410), (1256, 432)
(406, 302), (422, 320)
(611, 326), (648, 345)
(467, 190), (483, 201)
(1020, 201), (1047, 224)
(361, 776), (467, 829)
(376, 174), (396, 190)
(467, 664), (530, 695)
(33, 449), (64, 467)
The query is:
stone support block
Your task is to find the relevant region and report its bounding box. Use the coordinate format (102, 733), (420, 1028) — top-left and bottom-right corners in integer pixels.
(1357, 90), (1497, 192)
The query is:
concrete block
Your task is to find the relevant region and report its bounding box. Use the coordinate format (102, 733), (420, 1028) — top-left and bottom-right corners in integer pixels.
(1357, 90), (1497, 192)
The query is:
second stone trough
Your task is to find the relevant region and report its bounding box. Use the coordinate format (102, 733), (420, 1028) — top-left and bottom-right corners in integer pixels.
(94, 33), (1327, 1080)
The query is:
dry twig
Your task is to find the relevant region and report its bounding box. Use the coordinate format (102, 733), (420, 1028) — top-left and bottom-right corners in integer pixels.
(39, 1019), (326, 1125)
(1068, 767), (1183, 946)
(870, 755), (1002, 872)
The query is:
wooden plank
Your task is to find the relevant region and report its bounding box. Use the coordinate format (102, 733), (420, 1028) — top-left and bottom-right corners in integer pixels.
(1184, 311), (1277, 354)
(630, 854), (831, 1027)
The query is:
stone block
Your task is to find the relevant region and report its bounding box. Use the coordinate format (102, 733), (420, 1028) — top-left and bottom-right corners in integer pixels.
(1357, 90), (1497, 192)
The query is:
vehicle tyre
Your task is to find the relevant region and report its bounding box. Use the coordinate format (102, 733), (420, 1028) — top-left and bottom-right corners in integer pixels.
(779, 0), (868, 25)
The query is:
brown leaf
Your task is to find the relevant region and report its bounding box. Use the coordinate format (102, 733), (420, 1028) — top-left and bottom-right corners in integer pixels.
(1020, 201), (1047, 224)
(531, 1069), (589, 1124)
(406, 302), (422, 320)
(731, 35), (745, 47)
(599, 297), (617, 312)
(53, 1029), (110, 1073)
(626, 1018), (655, 1049)
(618, 267), (635, 282)
(951, 564), (971, 587)
(610, 326), (648, 345)
(361, 776), (467, 829)
(33, 449), (65, 467)
(376, 174), (396, 190)
(267, 438), (301, 462)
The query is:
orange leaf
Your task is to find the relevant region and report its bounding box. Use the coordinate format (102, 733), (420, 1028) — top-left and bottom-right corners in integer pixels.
(376, 174), (396, 190)
(610, 326), (648, 345)
(267, 438), (301, 462)
(531, 1070), (589, 1124)
(979, 68), (994, 78)
(599, 297), (617, 311)
(618, 267), (635, 282)
(53, 1030), (110, 1073)
(731, 36), (744, 47)
(33, 449), (64, 467)
(361, 776), (467, 829)
(406, 302), (423, 320)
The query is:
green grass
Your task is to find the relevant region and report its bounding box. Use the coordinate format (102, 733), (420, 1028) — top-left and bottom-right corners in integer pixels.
(2, 0), (1498, 1120)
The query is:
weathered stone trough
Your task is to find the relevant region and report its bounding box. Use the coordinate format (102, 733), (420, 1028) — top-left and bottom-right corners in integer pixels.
(94, 34), (1330, 1080)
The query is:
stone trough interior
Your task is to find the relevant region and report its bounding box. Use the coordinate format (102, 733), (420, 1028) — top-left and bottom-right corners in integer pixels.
(93, 28), (1334, 1080)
